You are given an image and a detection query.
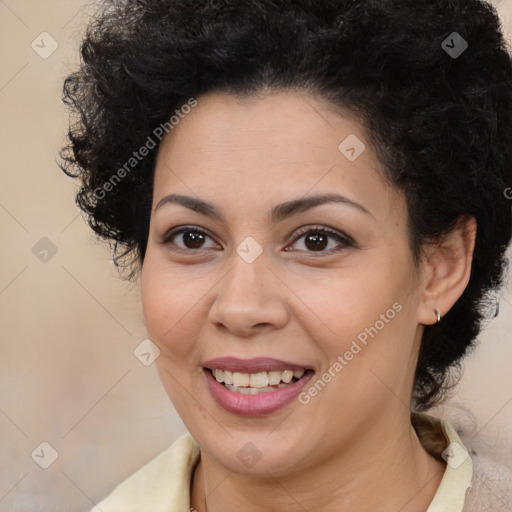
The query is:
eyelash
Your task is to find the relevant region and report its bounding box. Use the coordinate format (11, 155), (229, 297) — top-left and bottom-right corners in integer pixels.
(160, 225), (354, 256)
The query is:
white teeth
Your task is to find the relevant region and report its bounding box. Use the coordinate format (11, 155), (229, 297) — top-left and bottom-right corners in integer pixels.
(223, 370), (233, 385)
(267, 371), (282, 385)
(281, 370), (294, 383)
(249, 372), (268, 388)
(211, 368), (307, 388)
(224, 383), (290, 394)
(232, 372), (250, 387)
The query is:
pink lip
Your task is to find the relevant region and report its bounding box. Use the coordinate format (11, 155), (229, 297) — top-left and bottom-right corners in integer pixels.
(203, 368), (315, 416)
(203, 356), (313, 373)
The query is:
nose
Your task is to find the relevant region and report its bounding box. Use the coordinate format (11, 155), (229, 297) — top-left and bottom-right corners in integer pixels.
(207, 250), (290, 338)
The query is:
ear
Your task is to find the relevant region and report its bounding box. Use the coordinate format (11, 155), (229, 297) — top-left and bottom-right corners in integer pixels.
(416, 214), (477, 325)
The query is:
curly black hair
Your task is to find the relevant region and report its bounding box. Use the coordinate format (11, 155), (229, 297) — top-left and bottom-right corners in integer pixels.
(60, 0), (512, 411)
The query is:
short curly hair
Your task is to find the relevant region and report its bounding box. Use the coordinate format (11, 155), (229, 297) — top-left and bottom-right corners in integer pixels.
(60, 0), (512, 411)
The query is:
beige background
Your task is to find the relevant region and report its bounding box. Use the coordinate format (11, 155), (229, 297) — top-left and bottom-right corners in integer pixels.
(1, 1), (511, 510)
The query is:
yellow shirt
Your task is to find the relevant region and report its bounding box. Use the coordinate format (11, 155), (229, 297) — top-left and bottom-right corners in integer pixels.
(91, 412), (473, 511)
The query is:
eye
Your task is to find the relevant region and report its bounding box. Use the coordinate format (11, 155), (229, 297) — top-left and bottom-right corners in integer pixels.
(285, 225), (354, 255)
(160, 224), (354, 255)
(161, 226), (219, 252)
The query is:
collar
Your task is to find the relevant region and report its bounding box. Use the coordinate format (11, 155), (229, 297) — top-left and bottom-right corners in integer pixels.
(94, 412), (473, 511)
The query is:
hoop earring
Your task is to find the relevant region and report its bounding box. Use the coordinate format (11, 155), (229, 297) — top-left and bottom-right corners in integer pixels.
(434, 309), (441, 324)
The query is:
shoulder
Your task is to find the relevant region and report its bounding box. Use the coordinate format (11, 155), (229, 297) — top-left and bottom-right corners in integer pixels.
(91, 432), (201, 512)
(414, 409), (512, 512)
(458, 430), (512, 511)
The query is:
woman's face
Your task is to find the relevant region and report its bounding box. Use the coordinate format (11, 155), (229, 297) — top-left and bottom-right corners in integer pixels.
(141, 90), (428, 476)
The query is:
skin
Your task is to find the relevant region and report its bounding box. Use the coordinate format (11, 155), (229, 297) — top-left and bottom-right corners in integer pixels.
(140, 90), (477, 512)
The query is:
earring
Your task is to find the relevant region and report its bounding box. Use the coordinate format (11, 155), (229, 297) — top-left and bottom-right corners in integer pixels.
(434, 309), (441, 324)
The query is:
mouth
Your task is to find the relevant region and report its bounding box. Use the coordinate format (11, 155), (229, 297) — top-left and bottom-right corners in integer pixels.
(203, 364), (315, 416)
(204, 367), (314, 395)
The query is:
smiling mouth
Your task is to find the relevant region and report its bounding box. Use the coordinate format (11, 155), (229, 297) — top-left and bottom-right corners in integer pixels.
(205, 368), (314, 395)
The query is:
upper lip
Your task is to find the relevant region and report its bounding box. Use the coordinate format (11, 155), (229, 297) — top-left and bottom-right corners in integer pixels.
(203, 357), (313, 374)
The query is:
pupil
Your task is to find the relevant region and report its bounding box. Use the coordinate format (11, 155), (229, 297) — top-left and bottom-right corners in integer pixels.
(305, 233), (327, 251)
(183, 231), (328, 251)
(184, 231), (204, 249)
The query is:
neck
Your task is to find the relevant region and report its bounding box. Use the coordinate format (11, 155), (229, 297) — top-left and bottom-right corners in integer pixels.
(190, 413), (446, 512)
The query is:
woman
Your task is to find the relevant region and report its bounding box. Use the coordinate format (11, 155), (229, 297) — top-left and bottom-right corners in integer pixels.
(60, 0), (512, 510)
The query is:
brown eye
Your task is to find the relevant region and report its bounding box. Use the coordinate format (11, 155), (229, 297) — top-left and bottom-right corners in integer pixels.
(162, 227), (218, 252)
(286, 226), (353, 255)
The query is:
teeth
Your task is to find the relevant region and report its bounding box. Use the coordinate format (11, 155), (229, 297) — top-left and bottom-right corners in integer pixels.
(223, 370), (233, 385)
(249, 372), (268, 388)
(267, 371), (282, 385)
(224, 383), (291, 394)
(281, 370), (294, 383)
(232, 372), (250, 387)
(211, 368), (306, 388)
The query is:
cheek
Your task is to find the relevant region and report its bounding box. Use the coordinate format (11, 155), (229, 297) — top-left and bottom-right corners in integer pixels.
(141, 258), (205, 359)
(298, 268), (393, 335)
(301, 270), (411, 379)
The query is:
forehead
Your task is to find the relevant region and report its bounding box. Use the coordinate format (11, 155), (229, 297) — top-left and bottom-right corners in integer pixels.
(152, 91), (404, 223)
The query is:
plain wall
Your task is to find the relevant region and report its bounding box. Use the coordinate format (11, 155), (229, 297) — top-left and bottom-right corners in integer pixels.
(1, 1), (511, 510)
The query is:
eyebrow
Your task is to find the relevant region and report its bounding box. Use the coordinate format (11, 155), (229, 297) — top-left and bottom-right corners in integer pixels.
(154, 192), (373, 223)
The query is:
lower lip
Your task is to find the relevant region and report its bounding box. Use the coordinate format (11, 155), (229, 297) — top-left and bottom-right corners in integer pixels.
(203, 368), (315, 416)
